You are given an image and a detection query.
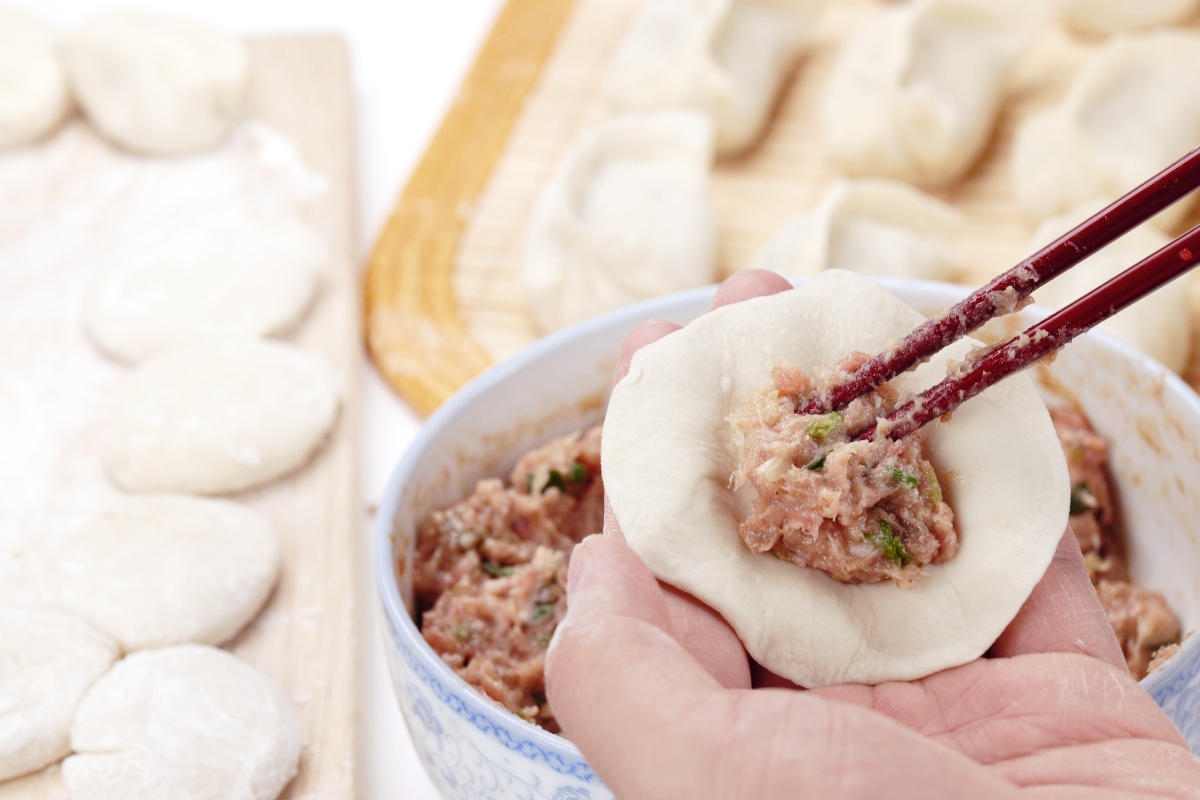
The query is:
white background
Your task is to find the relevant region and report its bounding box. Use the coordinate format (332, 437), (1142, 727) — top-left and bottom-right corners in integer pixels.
(23, 1), (511, 796)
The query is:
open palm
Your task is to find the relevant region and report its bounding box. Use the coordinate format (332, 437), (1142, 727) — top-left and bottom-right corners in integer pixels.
(545, 271), (1200, 799)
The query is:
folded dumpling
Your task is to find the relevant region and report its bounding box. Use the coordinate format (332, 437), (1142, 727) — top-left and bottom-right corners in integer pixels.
(752, 179), (964, 282)
(603, 0), (831, 154)
(1012, 32), (1200, 232)
(1027, 201), (1189, 373)
(1050, 0), (1200, 36)
(521, 112), (717, 333)
(820, 0), (1035, 187)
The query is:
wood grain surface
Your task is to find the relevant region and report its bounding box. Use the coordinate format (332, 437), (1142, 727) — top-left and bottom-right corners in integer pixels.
(366, 0), (1200, 412)
(0, 35), (360, 800)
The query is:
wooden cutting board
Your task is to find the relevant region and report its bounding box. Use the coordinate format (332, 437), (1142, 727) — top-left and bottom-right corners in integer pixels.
(0, 35), (360, 800)
(365, 0), (1200, 415)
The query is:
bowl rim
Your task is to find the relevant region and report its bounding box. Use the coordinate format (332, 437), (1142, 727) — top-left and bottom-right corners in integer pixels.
(373, 276), (1200, 753)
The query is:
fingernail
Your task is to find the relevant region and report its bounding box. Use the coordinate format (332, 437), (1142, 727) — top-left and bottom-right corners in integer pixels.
(567, 534), (596, 595)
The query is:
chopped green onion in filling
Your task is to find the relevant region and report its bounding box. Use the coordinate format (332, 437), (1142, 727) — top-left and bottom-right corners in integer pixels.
(806, 452), (828, 471)
(920, 464), (943, 505)
(531, 602), (555, 623)
(805, 412), (843, 442)
(867, 519), (913, 567)
(482, 561), (515, 578)
(1069, 481), (1098, 515)
(889, 466), (920, 488)
(568, 462), (587, 483)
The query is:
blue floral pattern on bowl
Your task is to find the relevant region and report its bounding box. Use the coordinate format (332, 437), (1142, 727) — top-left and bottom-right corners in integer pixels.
(382, 602), (611, 800)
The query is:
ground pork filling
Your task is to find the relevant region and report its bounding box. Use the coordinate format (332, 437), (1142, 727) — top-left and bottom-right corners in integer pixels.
(1050, 406), (1181, 679)
(731, 354), (958, 588)
(413, 425), (603, 733)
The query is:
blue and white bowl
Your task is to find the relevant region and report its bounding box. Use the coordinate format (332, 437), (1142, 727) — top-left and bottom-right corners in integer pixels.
(374, 279), (1200, 799)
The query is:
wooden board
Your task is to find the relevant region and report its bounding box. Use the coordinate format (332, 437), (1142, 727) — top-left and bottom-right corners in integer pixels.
(0, 35), (360, 800)
(366, 0), (1200, 414)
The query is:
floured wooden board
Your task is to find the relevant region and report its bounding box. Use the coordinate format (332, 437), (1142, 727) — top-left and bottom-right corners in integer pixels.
(0, 35), (359, 800)
(366, 0), (1200, 414)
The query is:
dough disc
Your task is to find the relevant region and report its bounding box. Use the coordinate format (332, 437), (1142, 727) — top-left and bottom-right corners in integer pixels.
(101, 340), (341, 494)
(602, 270), (1069, 687)
(0, 5), (73, 150)
(64, 645), (303, 800)
(49, 496), (280, 651)
(0, 608), (118, 782)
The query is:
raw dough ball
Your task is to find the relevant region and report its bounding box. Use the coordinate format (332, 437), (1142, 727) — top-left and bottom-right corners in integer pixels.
(602, 270), (1069, 687)
(0, 5), (73, 150)
(64, 645), (303, 800)
(820, 0), (1036, 187)
(102, 340), (341, 494)
(1028, 202), (1189, 373)
(752, 179), (964, 281)
(603, 0), (831, 154)
(1051, 0), (1200, 35)
(60, 12), (248, 155)
(85, 207), (324, 364)
(1012, 32), (1200, 232)
(0, 608), (118, 782)
(521, 111), (718, 332)
(48, 496), (280, 651)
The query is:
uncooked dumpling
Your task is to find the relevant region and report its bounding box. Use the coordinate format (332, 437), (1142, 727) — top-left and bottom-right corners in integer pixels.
(60, 12), (248, 155)
(1051, 0), (1199, 35)
(752, 179), (964, 281)
(64, 645), (303, 800)
(521, 112), (717, 333)
(102, 340), (341, 494)
(602, 270), (1069, 687)
(48, 496), (280, 652)
(0, 608), (118, 782)
(820, 0), (1035, 187)
(1027, 202), (1188, 373)
(85, 207), (324, 364)
(1012, 32), (1200, 232)
(0, 5), (73, 150)
(603, 0), (830, 154)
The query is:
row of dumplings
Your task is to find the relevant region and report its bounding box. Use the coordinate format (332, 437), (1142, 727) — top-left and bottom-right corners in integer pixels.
(1, 4), (247, 155)
(520, 0), (1200, 374)
(1, 170), (334, 797)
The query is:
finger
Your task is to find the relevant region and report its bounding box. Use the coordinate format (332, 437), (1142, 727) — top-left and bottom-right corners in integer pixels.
(710, 268), (793, 310)
(601, 503), (751, 689)
(989, 527), (1126, 670)
(614, 319), (680, 384)
(547, 537), (1011, 799)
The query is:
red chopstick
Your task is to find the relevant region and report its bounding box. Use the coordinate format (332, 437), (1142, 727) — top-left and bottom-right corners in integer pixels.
(801, 145), (1200, 417)
(854, 223), (1200, 442)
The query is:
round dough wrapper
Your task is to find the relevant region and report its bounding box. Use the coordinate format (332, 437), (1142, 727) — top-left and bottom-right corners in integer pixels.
(102, 340), (341, 494)
(84, 208), (324, 364)
(60, 12), (248, 155)
(602, 270), (1070, 687)
(64, 645), (303, 800)
(0, 5), (73, 150)
(0, 608), (118, 782)
(49, 496), (280, 652)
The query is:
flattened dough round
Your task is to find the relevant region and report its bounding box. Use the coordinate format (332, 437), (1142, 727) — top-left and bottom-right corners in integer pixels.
(49, 496), (280, 651)
(0, 608), (118, 782)
(0, 5), (73, 150)
(60, 12), (248, 155)
(85, 208), (324, 364)
(64, 645), (303, 800)
(602, 270), (1069, 687)
(102, 341), (341, 494)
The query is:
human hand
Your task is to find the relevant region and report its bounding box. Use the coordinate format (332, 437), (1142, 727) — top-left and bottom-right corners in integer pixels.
(544, 270), (1200, 799)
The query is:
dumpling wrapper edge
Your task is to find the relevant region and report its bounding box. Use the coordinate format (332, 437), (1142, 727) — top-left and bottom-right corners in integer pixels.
(601, 270), (1069, 687)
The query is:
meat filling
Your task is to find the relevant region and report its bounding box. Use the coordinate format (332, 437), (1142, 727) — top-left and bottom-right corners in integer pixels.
(731, 355), (958, 588)
(1050, 407), (1180, 679)
(414, 425), (602, 732)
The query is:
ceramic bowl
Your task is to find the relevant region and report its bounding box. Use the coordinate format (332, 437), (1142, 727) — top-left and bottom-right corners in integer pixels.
(374, 278), (1200, 800)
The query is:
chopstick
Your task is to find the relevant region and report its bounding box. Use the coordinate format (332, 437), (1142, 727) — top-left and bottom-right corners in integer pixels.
(855, 223), (1200, 442)
(801, 145), (1200, 418)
